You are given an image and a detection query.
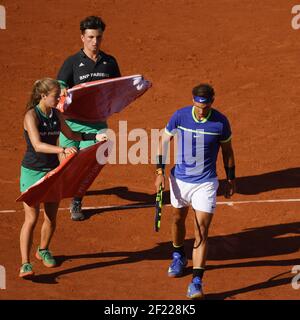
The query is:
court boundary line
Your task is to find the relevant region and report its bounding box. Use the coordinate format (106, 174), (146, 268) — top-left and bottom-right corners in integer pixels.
(2, 197), (300, 214)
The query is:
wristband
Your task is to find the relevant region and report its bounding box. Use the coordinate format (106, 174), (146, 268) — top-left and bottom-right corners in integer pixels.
(225, 166), (236, 180)
(155, 168), (164, 176)
(81, 132), (97, 141)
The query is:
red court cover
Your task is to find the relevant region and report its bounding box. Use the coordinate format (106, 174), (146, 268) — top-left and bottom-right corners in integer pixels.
(17, 75), (151, 206)
(57, 75), (151, 122)
(16, 141), (113, 206)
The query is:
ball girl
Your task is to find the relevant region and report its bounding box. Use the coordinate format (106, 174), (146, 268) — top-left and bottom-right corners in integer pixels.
(19, 78), (106, 278)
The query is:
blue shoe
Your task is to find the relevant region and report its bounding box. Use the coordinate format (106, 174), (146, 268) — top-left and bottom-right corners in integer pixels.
(187, 276), (204, 299)
(167, 252), (188, 277)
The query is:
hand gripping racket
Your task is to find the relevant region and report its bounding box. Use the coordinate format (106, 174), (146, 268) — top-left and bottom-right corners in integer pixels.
(155, 185), (163, 232)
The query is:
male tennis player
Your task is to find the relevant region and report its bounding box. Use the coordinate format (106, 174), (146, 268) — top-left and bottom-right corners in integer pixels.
(155, 83), (236, 299)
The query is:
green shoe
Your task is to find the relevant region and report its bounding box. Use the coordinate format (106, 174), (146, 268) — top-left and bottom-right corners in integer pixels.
(19, 262), (34, 279)
(35, 247), (56, 268)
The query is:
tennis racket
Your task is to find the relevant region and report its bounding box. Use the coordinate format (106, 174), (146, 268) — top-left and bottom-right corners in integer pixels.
(155, 185), (163, 232)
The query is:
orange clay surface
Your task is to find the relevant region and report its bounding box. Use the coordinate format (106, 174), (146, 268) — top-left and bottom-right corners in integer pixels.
(0, 0), (300, 300)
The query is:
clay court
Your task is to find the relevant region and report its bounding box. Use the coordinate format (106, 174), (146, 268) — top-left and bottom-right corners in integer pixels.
(0, 0), (300, 300)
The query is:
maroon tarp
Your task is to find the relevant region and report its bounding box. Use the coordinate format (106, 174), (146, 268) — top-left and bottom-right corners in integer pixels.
(17, 141), (113, 206)
(57, 75), (151, 122)
(17, 75), (151, 205)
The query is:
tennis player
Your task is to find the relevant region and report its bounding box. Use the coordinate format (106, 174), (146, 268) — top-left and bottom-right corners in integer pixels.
(155, 83), (236, 299)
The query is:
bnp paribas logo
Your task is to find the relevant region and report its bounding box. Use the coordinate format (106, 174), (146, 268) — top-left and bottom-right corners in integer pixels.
(0, 265), (6, 290)
(0, 5), (5, 30)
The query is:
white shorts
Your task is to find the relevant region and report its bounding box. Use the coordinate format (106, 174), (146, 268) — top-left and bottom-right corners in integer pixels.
(169, 174), (219, 214)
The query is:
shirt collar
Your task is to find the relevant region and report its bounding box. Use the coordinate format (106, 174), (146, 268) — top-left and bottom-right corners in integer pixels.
(36, 105), (53, 119)
(192, 106), (212, 123)
(80, 48), (102, 62)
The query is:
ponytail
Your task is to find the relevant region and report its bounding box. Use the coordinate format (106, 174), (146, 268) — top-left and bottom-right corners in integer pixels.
(26, 78), (60, 112)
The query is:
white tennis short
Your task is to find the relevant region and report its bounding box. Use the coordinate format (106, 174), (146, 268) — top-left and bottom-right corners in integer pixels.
(169, 174), (219, 214)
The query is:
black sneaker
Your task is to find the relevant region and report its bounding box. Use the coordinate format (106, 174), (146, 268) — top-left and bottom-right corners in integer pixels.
(70, 200), (84, 221)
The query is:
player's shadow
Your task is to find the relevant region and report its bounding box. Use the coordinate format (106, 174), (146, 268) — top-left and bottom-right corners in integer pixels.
(204, 271), (298, 300)
(85, 186), (155, 202)
(83, 167), (300, 219)
(206, 221), (300, 261)
(31, 221), (300, 300)
(218, 167), (300, 196)
(83, 186), (170, 219)
(189, 221), (300, 299)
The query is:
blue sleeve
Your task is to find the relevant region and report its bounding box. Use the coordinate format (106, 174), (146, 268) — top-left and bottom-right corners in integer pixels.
(220, 117), (232, 143)
(165, 111), (179, 136)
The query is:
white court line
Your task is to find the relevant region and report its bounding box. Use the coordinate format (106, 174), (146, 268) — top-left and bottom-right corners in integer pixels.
(2, 198), (300, 214)
(217, 198), (300, 206)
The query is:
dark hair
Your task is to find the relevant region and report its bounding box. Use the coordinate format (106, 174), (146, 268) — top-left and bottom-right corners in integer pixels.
(80, 16), (106, 33)
(26, 78), (60, 111)
(192, 83), (215, 101)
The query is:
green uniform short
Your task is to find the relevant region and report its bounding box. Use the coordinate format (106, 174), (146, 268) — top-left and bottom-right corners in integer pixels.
(59, 119), (108, 149)
(20, 166), (51, 193)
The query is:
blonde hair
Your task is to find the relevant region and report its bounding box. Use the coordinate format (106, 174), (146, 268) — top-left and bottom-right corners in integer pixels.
(26, 78), (60, 111)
